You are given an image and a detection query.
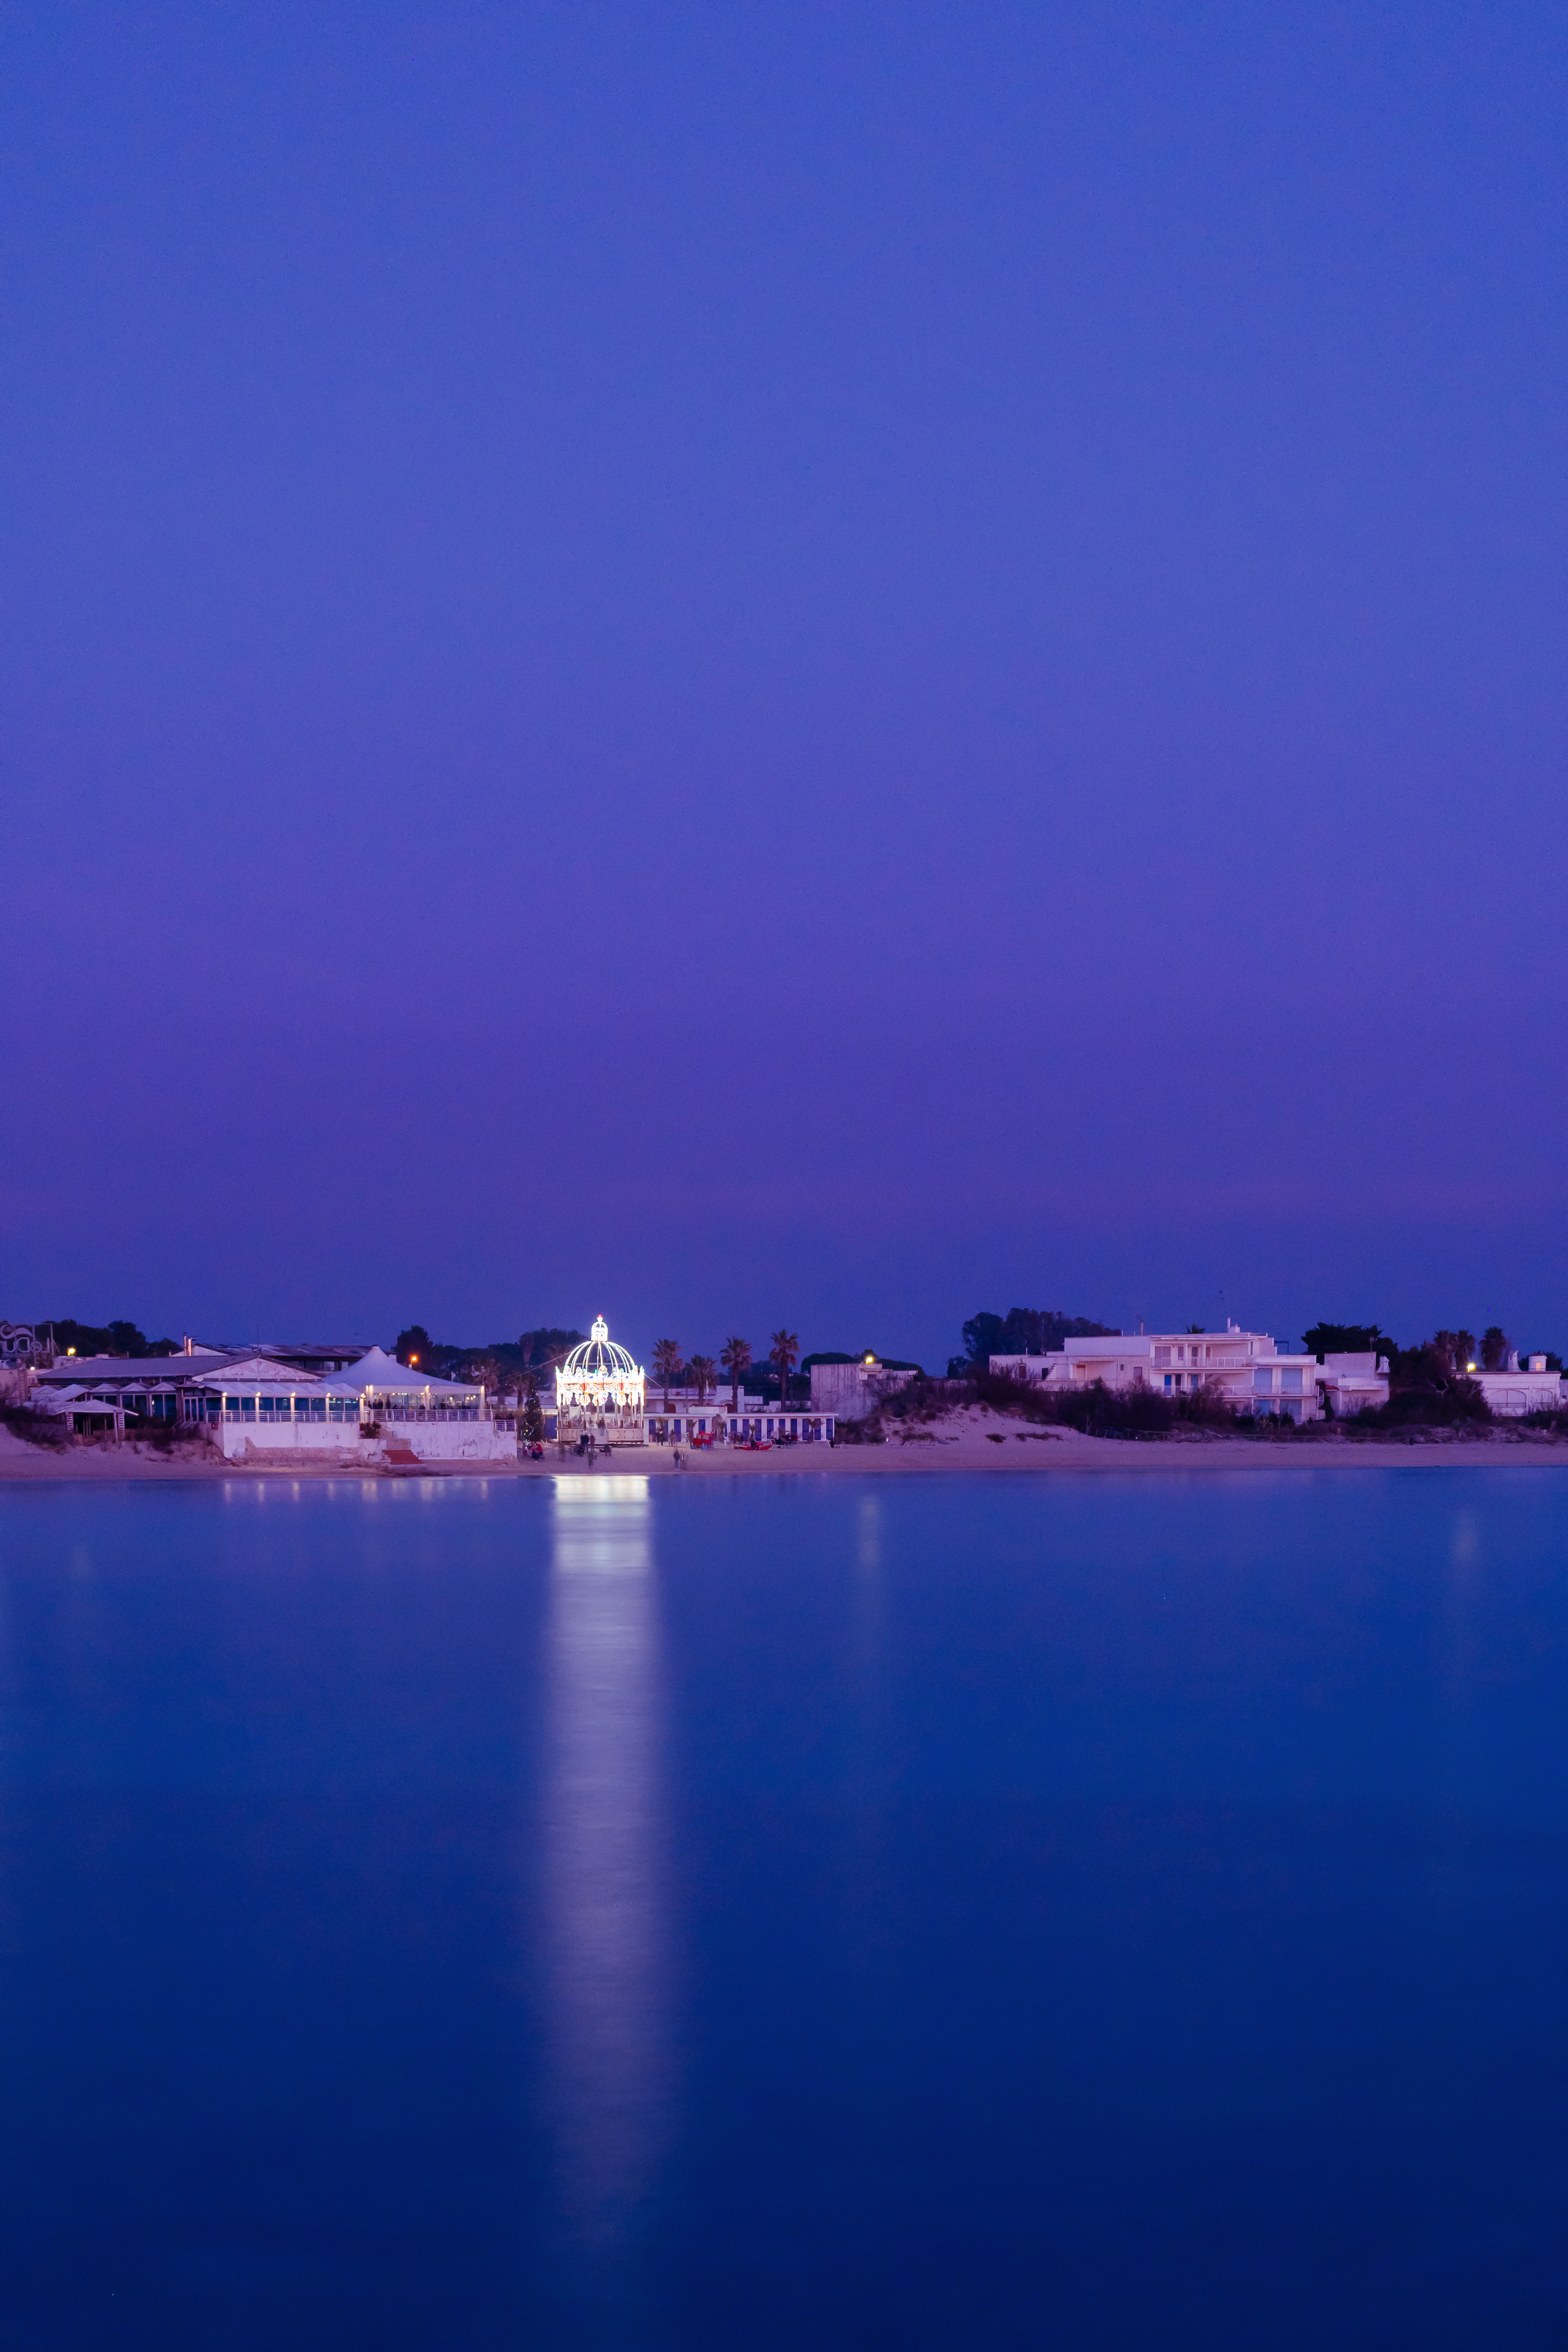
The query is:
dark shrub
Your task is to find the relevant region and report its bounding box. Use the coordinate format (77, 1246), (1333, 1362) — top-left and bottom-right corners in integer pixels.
(971, 1367), (1058, 1422)
(1038, 1378), (1175, 1437)
(831, 1416), (884, 1444)
(974, 1366), (1251, 1439)
(0, 1405), (71, 1451)
(131, 1418), (204, 1452)
(1364, 1379), (1491, 1429)
(1173, 1386), (1243, 1431)
(1302, 1322), (1394, 1362)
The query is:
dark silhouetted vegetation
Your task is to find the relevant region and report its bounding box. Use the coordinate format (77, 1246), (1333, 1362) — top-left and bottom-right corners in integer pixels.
(394, 1326), (586, 1379)
(949, 1306), (1118, 1378)
(720, 1336), (753, 1411)
(1366, 1383), (1491, 1428)
(516, 1327), (587, 1370)
(1348, 1346), (1492, 1428)
(30, 1319), (180, 1359)
(129, 1415), (206, 1452)
(769, 1330), (801, 1409)
(892, 1366), (1236, 1440)
(1302, 1322), (1393, 1363)
(653, 1339), (682, 1411)
(0, 1404), (71, 1449)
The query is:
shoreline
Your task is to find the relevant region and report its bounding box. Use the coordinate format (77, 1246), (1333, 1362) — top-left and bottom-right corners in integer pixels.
(7, 1409), (1568, 1481)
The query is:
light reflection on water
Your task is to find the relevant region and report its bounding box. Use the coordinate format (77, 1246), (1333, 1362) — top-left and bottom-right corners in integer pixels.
(542, 1474), (675, 2252)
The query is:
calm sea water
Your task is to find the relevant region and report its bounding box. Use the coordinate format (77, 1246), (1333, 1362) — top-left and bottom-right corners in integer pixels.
(1, 1469), (1567, 2348)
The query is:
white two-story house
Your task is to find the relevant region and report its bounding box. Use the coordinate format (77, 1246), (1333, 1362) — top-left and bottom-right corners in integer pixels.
(990, 1324), (1325, 1422)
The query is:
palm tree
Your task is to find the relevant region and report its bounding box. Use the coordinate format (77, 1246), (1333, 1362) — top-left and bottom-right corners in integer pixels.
(689, 1354), (716, 1406)
(720, 1335), (752, 1411)
(770, 1328), (800, 1411)
(653, 1338), (682, 1412)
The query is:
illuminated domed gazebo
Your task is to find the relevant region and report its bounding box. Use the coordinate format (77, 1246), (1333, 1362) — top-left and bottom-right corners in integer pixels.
(553, 1316), (645, 1444)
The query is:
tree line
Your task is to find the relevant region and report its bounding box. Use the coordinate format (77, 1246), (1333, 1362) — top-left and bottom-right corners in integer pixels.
(21, 1318), (182, 1359)
(392, 1326), (586, 1384)
(648, 1333), (800, 1411)
(950, 1307), (1119, 1378)
(393, 1326), (810, 1411)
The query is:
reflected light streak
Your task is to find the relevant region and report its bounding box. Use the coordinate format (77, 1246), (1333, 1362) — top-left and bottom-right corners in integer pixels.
(542, 1475), (675, 2249)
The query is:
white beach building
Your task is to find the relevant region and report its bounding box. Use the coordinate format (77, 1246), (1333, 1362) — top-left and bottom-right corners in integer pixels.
(188, 1347), (513, 1464)
(29, 1343), (513, 1462)
(991, 1325), (1326, 1422)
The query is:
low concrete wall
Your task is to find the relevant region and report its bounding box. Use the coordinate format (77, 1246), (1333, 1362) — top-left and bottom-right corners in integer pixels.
(215, 1419), (515, 1466)
(382, 1419), (516, 1463)
(216, 1422), (375, 1466)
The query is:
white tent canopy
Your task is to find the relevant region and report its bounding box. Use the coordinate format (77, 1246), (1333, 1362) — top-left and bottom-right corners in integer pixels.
(319, 1346), (482, 1399)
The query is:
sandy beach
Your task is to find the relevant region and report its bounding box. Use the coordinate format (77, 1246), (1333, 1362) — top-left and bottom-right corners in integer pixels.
(7, 1406), (1568, 1481)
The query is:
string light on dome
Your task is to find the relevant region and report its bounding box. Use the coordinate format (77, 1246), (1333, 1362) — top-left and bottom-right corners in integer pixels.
(554, 1315), (645, 1428)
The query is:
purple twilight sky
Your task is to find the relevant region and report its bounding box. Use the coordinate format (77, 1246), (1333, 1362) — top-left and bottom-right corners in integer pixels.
(4, 1), (1567, 1367)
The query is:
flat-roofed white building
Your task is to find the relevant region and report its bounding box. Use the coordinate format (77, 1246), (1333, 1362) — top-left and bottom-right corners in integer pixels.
(1471, 1355), (1564, 1416)
(991, 1324), (1326, 1422)
(1316, 1352), (1391, 1418)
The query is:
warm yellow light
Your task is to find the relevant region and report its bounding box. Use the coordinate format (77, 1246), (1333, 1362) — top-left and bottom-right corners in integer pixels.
(1466, 1361), (1477, 1372)
(66, 1346), (76, 1357)
(864, 1353), (875, 1364)
(409, 1355), (419, 1365)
